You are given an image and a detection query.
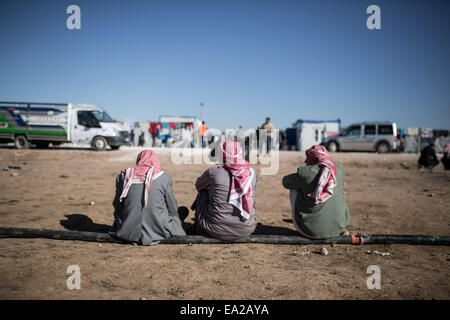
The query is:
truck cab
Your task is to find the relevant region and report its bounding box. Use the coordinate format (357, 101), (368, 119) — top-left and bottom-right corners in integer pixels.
(70, 104), (129, 150)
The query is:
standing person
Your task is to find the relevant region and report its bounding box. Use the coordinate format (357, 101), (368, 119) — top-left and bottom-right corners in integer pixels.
(236, 125), (245, 156)
(282, 145), (350, 238)
(149, 121), (161, 147)
(261, 117), (274, 154)
(256, 125), (261, 152)
(441, 143), (450, 170)
(201, 121), (208, 148)
(138, 132), (145, 147)
(192, 140), (257, 240)
(236, 126), (244, 140)
(129, 129), (135, 146)
(418, 143), (440, 172)
(110, 150), (188, 245)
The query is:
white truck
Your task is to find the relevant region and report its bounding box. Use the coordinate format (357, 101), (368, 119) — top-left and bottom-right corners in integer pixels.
(0, 101), (130, 150)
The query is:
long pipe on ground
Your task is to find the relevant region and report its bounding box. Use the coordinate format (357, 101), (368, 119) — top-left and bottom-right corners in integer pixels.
(0, 227), (449, 245)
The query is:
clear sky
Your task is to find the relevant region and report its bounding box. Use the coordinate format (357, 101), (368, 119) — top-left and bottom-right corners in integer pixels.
(0, 0), (449, 131)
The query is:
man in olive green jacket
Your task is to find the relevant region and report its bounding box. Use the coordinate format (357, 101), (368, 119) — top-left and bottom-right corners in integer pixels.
(282, 145), (349, 239)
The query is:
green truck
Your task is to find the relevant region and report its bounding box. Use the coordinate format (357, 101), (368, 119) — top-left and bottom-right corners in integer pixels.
(0, 101), (129, 150)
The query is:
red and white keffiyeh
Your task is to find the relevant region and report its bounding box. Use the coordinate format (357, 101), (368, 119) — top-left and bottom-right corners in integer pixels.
(305, 145), (337, 204)
(119, 150), (162, 207)
(221, 140), (255, 220)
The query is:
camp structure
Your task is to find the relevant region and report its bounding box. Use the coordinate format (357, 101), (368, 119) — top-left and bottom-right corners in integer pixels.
(286, 119), (341, 151)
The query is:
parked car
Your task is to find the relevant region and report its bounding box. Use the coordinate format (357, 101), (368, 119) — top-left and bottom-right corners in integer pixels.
(321, 122), (398, 153)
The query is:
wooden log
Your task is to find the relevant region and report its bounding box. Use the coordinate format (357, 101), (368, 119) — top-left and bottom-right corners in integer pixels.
(0, 227), (449, 245)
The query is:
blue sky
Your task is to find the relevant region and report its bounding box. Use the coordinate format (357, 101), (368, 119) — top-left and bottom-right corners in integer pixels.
(0, 0), (449, 131)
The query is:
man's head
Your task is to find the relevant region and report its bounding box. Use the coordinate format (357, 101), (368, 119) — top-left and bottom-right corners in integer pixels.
(429, 143), (435, 149)
(265, 117), (270, 123)
(305, 145), (333, 165)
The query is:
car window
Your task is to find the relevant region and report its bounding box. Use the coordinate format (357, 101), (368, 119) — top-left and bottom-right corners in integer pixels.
(379, 125), (393, 135)
(348, 126), (361, 136)
(364, 125), (376, 135)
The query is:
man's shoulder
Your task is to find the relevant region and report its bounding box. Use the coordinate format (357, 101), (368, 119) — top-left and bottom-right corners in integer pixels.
(298, 164), (320, 176)
(153, 172), (171, 185)
(335, 165), (344, 175)
(208, 166), (226, 174)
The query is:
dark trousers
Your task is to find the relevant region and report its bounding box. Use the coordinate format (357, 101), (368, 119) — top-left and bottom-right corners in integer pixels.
(418, 159), (439, 169)
(442, 155), (450, 170)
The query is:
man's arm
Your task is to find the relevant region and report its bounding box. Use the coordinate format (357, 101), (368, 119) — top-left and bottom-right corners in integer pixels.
(164, 176), (179, 217)
(112, 173), (124, 211)
(195, 169), (211, 191)
(282, 168), (304, 190)
(111, 172), (124, 231)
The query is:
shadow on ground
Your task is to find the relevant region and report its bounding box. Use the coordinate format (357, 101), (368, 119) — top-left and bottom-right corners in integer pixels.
(60, 214), (111, 233)
(60, 214), (298, 236)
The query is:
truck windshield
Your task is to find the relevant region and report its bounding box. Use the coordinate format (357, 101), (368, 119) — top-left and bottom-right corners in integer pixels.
(92, 111), (115, 122)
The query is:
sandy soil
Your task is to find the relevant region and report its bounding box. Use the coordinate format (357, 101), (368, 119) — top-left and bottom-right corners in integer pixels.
(0, 147), (449, 299)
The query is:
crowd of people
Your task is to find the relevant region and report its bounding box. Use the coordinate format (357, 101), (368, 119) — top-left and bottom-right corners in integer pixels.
(126, 116), (280, 152)
(109, 142), (350, 245)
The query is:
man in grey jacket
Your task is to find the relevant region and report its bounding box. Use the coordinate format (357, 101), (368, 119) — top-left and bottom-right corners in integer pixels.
(192, 140), (258, 240)
(110, 150), (187, 245)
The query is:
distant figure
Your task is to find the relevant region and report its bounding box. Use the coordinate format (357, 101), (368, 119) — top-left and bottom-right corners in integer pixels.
(138, 132), (145, 147)
(192, 140), (257, 240)
(418, 143), (439, 172)
(201, 121), (208, 148)
(236, 126), (244, 140)
(260, 117), (274, 154)
(149, 121), (161, 147)
(236, 125), (245, 155)
(110, 150), (187, 245)
(279, 130), (286, 150)
(129, 129), (135, 146)
(396, 130), (405, 152)
(282, 145), (350, 239)
(256, 125), (261, 151)
(441, 143), (450, 170)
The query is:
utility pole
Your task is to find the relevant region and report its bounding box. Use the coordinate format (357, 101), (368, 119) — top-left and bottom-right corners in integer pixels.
(200, 102), (204, 123)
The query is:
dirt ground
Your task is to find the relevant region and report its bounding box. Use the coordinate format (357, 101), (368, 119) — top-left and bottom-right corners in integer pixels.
(0, 146), (449, 300)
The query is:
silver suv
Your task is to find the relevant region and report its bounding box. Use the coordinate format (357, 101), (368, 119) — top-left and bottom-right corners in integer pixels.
(322, 122), (398, 153)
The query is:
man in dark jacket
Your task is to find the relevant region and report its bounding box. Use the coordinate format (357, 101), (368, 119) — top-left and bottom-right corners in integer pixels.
(418, 144), (439, 172)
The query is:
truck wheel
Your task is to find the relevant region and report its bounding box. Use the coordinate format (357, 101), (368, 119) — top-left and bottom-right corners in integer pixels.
(14, 135), (29, 149)
(327, 141), (338, 152)
(376, 142), (391, 154)
(92, 136), (107, 151)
